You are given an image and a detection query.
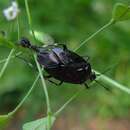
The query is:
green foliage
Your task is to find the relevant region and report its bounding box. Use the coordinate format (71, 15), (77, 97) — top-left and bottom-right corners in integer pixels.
(30, 30), (54, 45)
(0, 0), (130, 130)
(112, 3), (130, 22)
(23, 116), (55, 130)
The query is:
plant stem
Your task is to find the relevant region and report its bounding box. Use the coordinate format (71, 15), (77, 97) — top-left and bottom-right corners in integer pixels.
(8, 74), (39, 117)
(94, 70), (130, 94)
(54, 89), (83, 117)
(0, 14), (18, 71)
(24, 0), (32, 30)
(17, 16), (20, 40)
(24, 0), (51, 129)
(24, 0), (36, 40)
(34, 55), (51, 130)
(74, 19), (115, 51)
(34, 55), (51, 113)
(54, 69), (130, 117)
(0, 49), (15, 79)
(0, 52), (22, 64)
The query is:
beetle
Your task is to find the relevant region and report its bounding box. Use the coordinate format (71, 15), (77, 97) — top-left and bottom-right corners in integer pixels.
(19, 38), (96, 88)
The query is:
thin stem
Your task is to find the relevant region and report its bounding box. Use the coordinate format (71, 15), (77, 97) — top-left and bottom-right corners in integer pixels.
(55, 68), (130, 117)
(74, 19), (115, 51)
(0, 52), (22, 64)
(24, 0), (36, 40)
(8, 74), (39, 117)
(0, 9), (20, 79)
(0, 49), (15, 79)
(94, 70), (130, 94)
(17, 16), (20, 40)
(24, 0), (51, 129)
(34, 55), (51, 130)
(24, 0), (32, 30)
(34, 55), (51, 113)
(54, 89), (83, 117)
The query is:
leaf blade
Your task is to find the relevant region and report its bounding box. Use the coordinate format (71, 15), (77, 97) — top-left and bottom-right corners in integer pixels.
(112, 3), (130, 22)
(23, 116), (55, 130)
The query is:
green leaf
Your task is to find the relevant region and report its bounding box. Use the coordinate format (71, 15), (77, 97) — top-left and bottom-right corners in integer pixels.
(30, 31), (54, 45)
(23, 116), (55, 130)
(112, 3), (130, 22)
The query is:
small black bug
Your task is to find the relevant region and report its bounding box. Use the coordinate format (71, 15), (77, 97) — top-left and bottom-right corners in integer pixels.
(19, 38), (96, 88)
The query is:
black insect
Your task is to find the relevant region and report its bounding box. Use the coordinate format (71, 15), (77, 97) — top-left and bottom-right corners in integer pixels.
(19, 38), (96, 88)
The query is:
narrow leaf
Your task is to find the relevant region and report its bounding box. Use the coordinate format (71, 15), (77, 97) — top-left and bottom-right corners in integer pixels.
(112, 3), (130, 22)
(23, 116), (55, 130)
(30, 30), (54, 45)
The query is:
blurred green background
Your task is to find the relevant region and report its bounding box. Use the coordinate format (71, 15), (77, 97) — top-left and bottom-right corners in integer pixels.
(0, 0), (130, 130)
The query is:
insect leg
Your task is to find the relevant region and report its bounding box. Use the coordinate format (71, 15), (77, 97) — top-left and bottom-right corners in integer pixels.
(94, 80), (112, 93)
(58, 81), (63, 86)
(48, 79), (63, 86)
(82, 56), (89, 62)
(15, 54), (34, 69)
(84, 83), (89, 89)
(58, 43), (67, 50)
(44, 75), (52, 78)
(48, 79), (58, 86)
(96, 63), (118, 76)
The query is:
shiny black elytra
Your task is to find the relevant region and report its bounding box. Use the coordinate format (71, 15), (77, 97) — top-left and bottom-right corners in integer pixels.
(19, 38), (96, 88)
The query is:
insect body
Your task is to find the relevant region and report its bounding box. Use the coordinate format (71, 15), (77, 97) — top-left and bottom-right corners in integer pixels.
(19, 38), (96, 87)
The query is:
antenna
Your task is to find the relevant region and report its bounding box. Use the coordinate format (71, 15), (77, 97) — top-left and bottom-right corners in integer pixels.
(96, 62), (119, 77)
(15, 54), (36, 69)
(94, 80), (112, 93)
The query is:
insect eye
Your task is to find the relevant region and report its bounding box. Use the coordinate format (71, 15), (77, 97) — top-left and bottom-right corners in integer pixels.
(19, 38), (31, 48)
